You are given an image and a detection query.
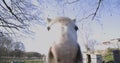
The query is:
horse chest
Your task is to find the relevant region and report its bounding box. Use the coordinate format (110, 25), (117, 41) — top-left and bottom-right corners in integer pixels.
(51, 42), (78, 59)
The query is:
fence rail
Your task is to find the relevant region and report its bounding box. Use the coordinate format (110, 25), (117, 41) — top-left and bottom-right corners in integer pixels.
(0, 57), (45, 62)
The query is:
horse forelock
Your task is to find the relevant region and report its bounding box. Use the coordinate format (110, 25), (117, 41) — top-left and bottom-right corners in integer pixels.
(49, 17), (74, 25)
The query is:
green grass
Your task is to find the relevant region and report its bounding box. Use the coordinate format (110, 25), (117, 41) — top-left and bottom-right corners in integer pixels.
(0, 61), (10, 63)
(0, 61), (44, 63)
(103, 53), (114, 62)
(24, 61), (44, 63)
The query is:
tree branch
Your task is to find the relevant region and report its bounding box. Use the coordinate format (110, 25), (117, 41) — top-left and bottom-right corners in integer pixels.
(77, 13), (94, 23)
(0, 25), (19, 30)
(92, 0), (103, 20)
(2, 0), (25, 24)
(11, 0), (30, 21)
(0, 15), (23, 29)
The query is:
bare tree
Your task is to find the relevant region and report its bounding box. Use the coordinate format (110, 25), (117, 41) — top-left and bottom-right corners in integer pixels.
(0, 35), (13, 57)
(0, 0), (42, 36)
(0, 0), (120, 62)
(11, 42), (25, 51)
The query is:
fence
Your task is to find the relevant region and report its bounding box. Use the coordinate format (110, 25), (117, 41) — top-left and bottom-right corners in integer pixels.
(83, 50), (120, 63)
(1, 51), (120, 63)
(0, 57), (46, 63)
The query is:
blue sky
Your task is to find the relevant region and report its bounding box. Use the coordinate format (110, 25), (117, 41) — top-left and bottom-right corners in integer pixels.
(21, 14), (120, 54)
(91, 14), (120, 41)
(8, 0), (120, 54)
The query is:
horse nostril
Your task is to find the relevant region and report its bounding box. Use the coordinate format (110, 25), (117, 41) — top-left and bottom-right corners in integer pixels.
(75, 26), (78, 31)
(47, 27), (50, 31)
(57, 58), (61, 62)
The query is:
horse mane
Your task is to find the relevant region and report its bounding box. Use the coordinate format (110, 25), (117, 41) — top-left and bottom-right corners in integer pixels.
(48, 17), (74, 25)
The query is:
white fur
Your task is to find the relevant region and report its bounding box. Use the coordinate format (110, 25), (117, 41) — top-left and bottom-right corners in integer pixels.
(46, 17), (83, 63)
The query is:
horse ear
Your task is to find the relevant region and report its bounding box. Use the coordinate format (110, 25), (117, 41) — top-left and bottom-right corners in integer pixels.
(73, 19), (76, 22)
(47, 18), (52, 23)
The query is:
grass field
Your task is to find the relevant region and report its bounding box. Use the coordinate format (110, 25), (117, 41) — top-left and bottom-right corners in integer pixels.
(0, 61), (44, 63)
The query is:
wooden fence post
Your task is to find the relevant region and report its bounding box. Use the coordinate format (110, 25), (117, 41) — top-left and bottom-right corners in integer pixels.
(113, 50), (120, 63)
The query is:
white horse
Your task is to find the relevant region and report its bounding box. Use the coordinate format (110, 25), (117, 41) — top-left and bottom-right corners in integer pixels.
(46, 17), (83, 63)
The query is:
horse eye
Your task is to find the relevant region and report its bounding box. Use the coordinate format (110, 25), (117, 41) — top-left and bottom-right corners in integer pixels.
(47, 26), (50, 31)
(74, 26), (78, 31)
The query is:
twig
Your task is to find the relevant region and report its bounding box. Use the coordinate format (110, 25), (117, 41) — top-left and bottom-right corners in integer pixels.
(2, 0), (25, 24)
(11, 0), (30, 21)
(0, 15), (23, 29)
(92, 0), (103, 20)
(0, 25), (19, 30)
(77, 13), (94, 23)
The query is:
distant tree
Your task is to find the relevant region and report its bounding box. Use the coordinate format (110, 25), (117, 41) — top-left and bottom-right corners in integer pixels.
(0, 35), (26, 57)
(103, 48), (114, 62)
(25, 52), (42, 58)
(33, 52), (42, 58)
(11, 42), (25, 51)
(9, 42), (25, 57)
(0, 35), (13, 57)
(14, 49), (25, 57)
(0, 0), (40, 36)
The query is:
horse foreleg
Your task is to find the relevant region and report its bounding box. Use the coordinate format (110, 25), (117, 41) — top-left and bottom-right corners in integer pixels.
(76, 45), (83, 63)
(48, 47), (55, 63)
